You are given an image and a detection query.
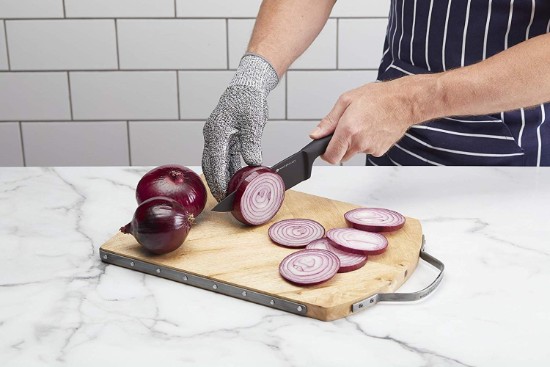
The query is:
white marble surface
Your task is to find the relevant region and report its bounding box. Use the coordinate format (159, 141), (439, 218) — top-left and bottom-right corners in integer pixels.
(1, 166), (549, 367)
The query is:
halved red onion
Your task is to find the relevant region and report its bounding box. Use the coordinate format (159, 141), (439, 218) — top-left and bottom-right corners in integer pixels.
(232, 167), (285, 226)
(326, 228), (388, 255)
(306, 238), (368, 273)
(268, 219), (325, 248)
(345, 208), (405, 232)
(279, 249), (340, 285)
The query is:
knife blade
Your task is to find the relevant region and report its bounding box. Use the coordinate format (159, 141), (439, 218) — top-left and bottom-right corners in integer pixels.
(211, 134), (333, 212)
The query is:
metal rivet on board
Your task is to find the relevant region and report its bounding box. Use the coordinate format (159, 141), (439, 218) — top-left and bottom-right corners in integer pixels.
(212, 284), (218, 290)
(156, 268), (161, 274)
(102, 254), (107, 260)
(297, 306), (303, 312)
(270, 300), (275, 305)
(242, 291), (247, 297)
(182, 275), (188, 281)
(130, 261), (134, 267)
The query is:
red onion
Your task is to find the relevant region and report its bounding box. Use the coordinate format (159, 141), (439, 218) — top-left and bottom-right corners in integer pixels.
(226, 166), (266, 194)
(306, 238), (368, 273)
(231, 166), (285, 226)
(345, 208), (405, 232)
(120, 197), (193, 255)
(268, 219), (325, 248)
(279, 249), (340, 285)
(326, 228), (388, 255)
(136, 164), (207, 218)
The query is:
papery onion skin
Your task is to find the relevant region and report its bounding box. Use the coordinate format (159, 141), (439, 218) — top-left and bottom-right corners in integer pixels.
(136, 164), (207, 218)
(231, 166), (285, 226)
(345, 208), (406, 232)
(306, 238), (368, 273)
(279, 249), (340, 286)
(121, 197), (192, 255)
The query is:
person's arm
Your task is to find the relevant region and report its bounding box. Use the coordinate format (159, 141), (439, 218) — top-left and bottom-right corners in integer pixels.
(247, 0), (336, 77)
(311, 32), (550, 163)
(202, 0), (336, 201)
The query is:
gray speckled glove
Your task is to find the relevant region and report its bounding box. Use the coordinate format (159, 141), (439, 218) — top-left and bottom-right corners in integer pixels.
(202, 53), (279, 202)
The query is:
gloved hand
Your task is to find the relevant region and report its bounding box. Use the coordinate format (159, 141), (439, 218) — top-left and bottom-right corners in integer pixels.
(202, 53), (279, 202)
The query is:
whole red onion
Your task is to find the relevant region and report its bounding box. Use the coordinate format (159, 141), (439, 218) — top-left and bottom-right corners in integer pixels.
(121, 197), (193, 255)
(136, 165), (207, 218)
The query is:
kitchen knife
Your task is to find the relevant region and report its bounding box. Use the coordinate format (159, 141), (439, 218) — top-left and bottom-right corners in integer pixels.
(211, 134), (333, 212)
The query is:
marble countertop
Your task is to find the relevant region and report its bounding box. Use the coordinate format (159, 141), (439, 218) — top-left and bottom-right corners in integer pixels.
(1, 166), (549, 366)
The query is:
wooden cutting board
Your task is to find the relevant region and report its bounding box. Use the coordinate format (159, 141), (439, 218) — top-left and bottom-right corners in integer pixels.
(100, 181), (423, 321)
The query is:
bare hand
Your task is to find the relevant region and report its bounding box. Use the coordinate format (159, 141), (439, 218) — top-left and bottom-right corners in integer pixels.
(310, 75), (431, 163)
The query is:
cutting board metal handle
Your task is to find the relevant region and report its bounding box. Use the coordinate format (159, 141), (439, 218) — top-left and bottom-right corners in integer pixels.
(351, 235), (445, 313)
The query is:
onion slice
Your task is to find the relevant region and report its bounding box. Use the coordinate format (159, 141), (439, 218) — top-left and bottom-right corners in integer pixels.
(232, 167), (285, 226)
(279, 249), (340, 285)
(306, 238), (368, 273)
(345, 208), (405, 232)
(269, 219), (325, 248)
(326, 228), (388, 255)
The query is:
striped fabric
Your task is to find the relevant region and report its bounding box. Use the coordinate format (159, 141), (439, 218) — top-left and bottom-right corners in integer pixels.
(369, 0), (550, 166)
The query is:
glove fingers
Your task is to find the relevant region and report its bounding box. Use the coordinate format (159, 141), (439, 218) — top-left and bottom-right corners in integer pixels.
(228, 136), (242, 180)
(239, 105), (267, 166)
(202, 114), (236, 202)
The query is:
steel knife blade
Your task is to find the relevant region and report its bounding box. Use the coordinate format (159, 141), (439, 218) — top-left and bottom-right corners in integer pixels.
(211, 134), (333, 212)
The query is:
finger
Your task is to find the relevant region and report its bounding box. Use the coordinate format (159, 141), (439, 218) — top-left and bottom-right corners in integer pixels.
(228, 135), (242, 178)
(202, 118), (235, 202)
(310, 93), (352, 139)
(341, 146), (360, 163)
(239, 109), (265, 166)
(321, 127), (350, 165)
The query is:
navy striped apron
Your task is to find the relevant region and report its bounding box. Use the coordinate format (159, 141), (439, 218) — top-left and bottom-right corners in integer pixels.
(368, 0), (550, 166)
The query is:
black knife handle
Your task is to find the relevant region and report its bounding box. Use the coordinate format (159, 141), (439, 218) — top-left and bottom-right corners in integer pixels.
(301, 133), (333, 179)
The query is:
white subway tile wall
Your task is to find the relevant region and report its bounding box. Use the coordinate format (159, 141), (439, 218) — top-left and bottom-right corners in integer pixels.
(70, 71), (178, 120)
(0, 122), (23, 166)
(339, 19), (389, 69)
(7, 20), (118, 70)
(64, 0), (175, 18)
(0, 72), (71, 120)
(0, 0), (64, 19)
(22, 121), (129, 166)
(0, 1), (390, 167)
(118, 20), (226, 70)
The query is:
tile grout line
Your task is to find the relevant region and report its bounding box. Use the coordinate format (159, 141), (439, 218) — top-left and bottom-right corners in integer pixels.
(225, 18), (230, 69)
(62, 0), (66, 18)
(67, 72), (74, 120)
(285, 74), (288, 120)
(114, 19), (121, 70)
(176, 70), (181, 119)
(126, 121), (133, 166)
(4, 20), (11, 70)
(173, 0), (177, 17)
(336, 18), (339, 69)
(18, 122), (27, 167)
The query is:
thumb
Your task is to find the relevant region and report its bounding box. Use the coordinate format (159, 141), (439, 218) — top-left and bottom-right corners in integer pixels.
(310, 93), (352, 139)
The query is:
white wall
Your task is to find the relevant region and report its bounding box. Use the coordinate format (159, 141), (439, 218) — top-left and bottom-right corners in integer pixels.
(0, 0), (390, 167)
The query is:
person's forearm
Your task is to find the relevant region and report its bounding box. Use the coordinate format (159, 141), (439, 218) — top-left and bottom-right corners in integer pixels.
(421, 33), (550, 121)
(247, 0), (336, 77)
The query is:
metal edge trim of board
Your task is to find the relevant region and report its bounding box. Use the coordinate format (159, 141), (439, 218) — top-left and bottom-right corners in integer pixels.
(99, 249), (309, 316)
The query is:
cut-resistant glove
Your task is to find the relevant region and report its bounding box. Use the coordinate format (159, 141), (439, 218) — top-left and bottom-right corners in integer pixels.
(202, 53), (279, 202)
